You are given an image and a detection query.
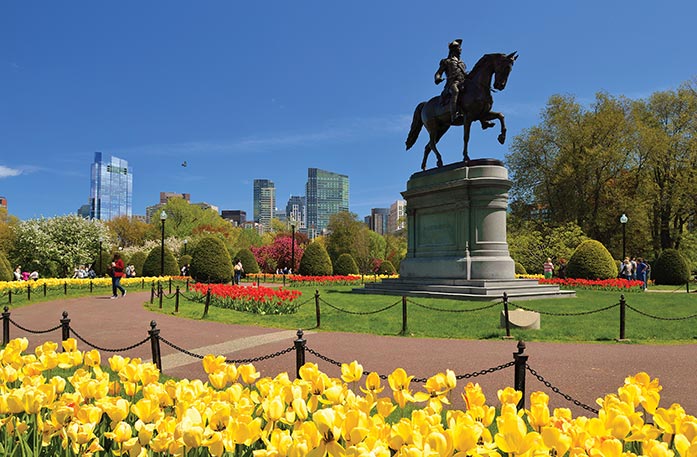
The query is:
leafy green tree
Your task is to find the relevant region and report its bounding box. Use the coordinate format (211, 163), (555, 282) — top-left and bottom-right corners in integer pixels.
(11, 215), (110, 277)
(179, 254), (192, 269)
(325, 211), (375, 273)
(299, 242), (333, 276)
(0, 208), (18, 257)
(508, 221), (588, 274)
(127, 251), (147, 277)
(153, 198), (232, 241)
(141, 246), (180, 277)
(334, 253), (359, 275)
(106, 216), (150, 247)
(0, 251), (13, 281)
(384, 234), (407, 272)
(190, 235), (233, 283)
(378, 259), (396, 275)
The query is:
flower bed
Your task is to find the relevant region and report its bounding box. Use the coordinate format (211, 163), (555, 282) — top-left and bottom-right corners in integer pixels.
(190, 282), (302, 314)
(0, 276), (170, 294)
(0, 336), (689, 457)
(539, 277), (645, 291)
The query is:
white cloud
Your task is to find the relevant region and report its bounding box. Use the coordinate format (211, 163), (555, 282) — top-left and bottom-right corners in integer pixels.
(0, 165), (22, 178)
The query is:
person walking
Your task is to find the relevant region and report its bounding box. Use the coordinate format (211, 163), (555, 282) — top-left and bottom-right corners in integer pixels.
(233, 258), (244, 285)
(110, 253), (126, 298)
(543, 258), (554, 279)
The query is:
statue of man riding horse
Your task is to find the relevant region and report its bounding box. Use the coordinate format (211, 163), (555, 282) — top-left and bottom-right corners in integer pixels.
(406, 40), (518, 171)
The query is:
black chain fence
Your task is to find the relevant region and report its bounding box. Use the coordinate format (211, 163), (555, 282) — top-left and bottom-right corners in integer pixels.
(318, 297), (401, 315)
(511, 302), (620, 316)
(8, 318), (62, 334)
(526, 364), (599, 414)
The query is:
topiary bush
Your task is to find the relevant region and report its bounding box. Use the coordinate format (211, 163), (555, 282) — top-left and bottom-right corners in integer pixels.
(190, 236), (233, 284)
(652, 249), (690, 285)
(179, 254), (192, 269)
(126, 251), (147, 277)
(334, 253), (359, 275)
(141, 246), (180, 277)
(514, 261), (527, 275)
(236, 248), (260, 274)
(0, 251), (12, 281)
(378, 259), (396, 275)
(566, 240), (618, 279)
(299, 242), (333, 276)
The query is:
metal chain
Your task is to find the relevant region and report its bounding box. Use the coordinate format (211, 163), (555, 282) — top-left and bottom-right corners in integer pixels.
(306, 346), (514, 383)
(293, 296), (316, 308)
(625, 303), (697, 321)
(158, 335), (205, 360)
(319, 297), (400, 315)
(9, 318), (62, 334)
(526, 364), (599, 414)
(408, 298), (502, 313)
(226, 346), (295, 364)
(69, 327), (151, 352)
(513, 302), (619, 316)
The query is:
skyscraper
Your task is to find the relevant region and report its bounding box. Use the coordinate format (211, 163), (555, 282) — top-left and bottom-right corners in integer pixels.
(388, 199), (406, 233)
(370, 208), (390, 235)
(253, 179), (275, 232)
(89, 152), (132, 220)
(305, 168), (349, 238)
(285, 195), (306, 230)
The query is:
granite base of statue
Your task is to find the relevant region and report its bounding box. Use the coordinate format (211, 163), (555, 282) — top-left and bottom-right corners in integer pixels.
(357, 159), (574, 300)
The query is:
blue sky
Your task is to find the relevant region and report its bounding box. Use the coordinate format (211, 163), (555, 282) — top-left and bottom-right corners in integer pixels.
(2, 1), (695, 221)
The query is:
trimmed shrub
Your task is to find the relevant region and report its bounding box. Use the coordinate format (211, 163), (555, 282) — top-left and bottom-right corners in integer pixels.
(179, 254), (192, 269)
(566, 240), (618, 279)
(514, 261), (527, 275)
(378, 259), (396, 275)
(93, 251), (112, 277)
(190, 236), (233, 284)
(652, 249), (690, 285)
(0, 251), (12, 281)
(126, 251), (147, 278)
(334, 253), (359, 275)
(142, 246), (180, 277)
(236, 248), (260, 274)
(299, 242), (333, 276)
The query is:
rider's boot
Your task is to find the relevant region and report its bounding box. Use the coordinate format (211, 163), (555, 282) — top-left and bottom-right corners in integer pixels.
(481, 120), (495, 129)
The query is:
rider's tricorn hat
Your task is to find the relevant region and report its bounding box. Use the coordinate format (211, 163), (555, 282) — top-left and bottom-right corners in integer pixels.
(448, 39), (463, 49)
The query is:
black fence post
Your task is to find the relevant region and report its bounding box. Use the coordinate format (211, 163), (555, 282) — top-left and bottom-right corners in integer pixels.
(618, 294), (627, 341)
(294, 329), (306, 379)
(283, 274), (286, 287)
(64, 282), (67, 295)
(2, 306), (10, 346)
(186, 278), (190, 292)
(175, 286), (180, 313)
(43, 283), (47, 297)
(60, 311), (70, 349)
(158, 284), (164, 309)
(150, 284), (155, 304)
(314, 290), (321, 328)
(503, 292), (512, 339)
(513, 340), (528, 410)
(141, 278), (145, 289)
(400, 296), (408, 335)
(8, 290), (11, 305)
(27, 284), (31, 301)
(89, 280), (93, 293)
(168, 278), (172, 294)
(148, 320), (162, 372)
(202, 288), (211, 318)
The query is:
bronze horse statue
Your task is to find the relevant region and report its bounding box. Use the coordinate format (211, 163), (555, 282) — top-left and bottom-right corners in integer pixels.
(406, 52), (518, 170)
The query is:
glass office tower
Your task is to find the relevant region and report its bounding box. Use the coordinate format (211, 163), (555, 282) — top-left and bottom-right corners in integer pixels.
(89, 152), (133, 220)
(305, 168), (349, 238)
(253, 179), (276, 232)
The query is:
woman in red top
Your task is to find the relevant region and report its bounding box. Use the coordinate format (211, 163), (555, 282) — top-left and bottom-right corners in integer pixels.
(111, 253), (127, 298)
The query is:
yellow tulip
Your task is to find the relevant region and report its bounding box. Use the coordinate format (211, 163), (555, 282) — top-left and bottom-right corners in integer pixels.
(103, 397), (131, 424)
(176, 407), (205, 449)
(239, 364), (261, 384)
(388, 368), (415, 408)
(203, 354), (228, 374)
(497, 386), (522, 406)
(104, 420), (133, 444)
(108, 355), (131, 372)
(360, 371), (384, 396)
(62, 337), (78, 353)
(83, 349), (101, 367)
(341, 361), (364, 383)
(494, 406), (541, 456)
(131, 398), (163, 423)
(309, 408), (345, 457)
(541, 426), (571, 456)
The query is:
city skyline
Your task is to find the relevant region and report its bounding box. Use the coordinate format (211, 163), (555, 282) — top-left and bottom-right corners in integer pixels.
(2, 2), (695, 222)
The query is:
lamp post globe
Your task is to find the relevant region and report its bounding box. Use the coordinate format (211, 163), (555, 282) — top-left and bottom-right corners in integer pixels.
(183, 239), (188, 256)
(160, 211), (168, 276)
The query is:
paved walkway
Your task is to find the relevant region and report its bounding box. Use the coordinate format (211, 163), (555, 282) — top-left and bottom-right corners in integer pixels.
(5, 290), (697, 416)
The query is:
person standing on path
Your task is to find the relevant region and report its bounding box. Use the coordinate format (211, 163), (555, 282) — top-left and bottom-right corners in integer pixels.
(110, 253), (126, 298)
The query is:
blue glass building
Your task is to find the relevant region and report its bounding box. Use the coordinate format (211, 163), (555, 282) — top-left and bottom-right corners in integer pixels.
(89, 152), (132, 220)
(305, 168), (349, 238)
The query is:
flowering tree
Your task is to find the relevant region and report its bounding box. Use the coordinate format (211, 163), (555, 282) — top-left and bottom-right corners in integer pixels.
(251, 235), (305, 273)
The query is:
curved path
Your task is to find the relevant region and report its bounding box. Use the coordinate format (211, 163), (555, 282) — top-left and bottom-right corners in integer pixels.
(5, 290), (697, 416)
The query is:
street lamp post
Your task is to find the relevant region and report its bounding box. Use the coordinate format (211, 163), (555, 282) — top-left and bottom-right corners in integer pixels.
(291, 222), (296, 273)
(183, 239), (188, 256)
(620, 213), (628, 260)
(160, 211), (168, 276)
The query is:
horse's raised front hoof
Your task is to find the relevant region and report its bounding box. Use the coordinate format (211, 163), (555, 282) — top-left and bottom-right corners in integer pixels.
(498, 133), (506, 144)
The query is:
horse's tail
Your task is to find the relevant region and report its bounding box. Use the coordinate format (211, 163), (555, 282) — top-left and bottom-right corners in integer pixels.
(405, 102), (425, 150)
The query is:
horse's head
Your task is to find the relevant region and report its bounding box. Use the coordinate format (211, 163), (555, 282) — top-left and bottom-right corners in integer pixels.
(492, 52), (518, 91)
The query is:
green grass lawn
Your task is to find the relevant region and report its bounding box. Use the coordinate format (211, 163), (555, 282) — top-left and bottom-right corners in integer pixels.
(146, 284), (697, 344)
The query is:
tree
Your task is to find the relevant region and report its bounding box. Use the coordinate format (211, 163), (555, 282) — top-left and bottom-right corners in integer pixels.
(141, 246), (180, 277)
(334, 253), (359, 275)
(153, 198), (233, 240)
(325, 211), (373, 272)
(251, 235), (305, 273)
(0, 208), (18, 257)
(236, 248), (260, 274)
(106, 216), (150, 247)
(189, 235), (233, 283)
(384, 234), (407, 272)
(299, 242), (333, 276)
(11, 215), (110, 277)
(508, 221), (588, 274)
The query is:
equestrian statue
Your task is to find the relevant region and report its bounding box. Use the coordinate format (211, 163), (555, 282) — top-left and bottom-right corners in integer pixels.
(406, 40), (518, 170)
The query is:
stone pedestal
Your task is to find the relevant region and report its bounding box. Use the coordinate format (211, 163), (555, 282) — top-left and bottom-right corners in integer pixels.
(399, 159), (515, 279)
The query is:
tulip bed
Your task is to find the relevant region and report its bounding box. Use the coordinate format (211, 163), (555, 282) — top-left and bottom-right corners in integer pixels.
(189, 283), (303, 315)
(0, 336), (692, 457)
(539, 277), (646, 291)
